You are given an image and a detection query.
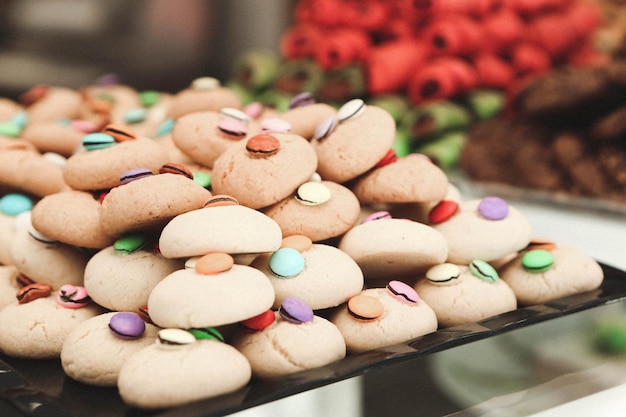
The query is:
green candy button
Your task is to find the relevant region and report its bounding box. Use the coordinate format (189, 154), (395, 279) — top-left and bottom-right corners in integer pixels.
(521, 249), (554, 273)
(114, 233), (146, 254)
(193, 171), (211, 188)
(469, 259), (499, 283)
(188, 327), (224, 342)
(139, 90), (160, 107)
(0, 121), (22, 138)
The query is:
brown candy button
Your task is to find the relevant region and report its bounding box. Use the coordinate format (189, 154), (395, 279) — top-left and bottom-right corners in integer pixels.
(195, 252), (235, 275)
(246, 134), (280, 158)
(159, 162), (194, 180)
(102, 124), (137, 142)
(281, 235), (313, 252)
(203, 195), (239, 208)
(16, 283), (53, 304)
(347, 295), (384, 322)
(15, 273), (36, 288)
(19, 84), (50, 106)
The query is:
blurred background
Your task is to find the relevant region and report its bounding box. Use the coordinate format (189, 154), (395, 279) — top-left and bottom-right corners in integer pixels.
(0, 0), (295, 99)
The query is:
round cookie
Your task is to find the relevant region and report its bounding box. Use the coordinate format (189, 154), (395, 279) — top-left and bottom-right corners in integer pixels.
(0, 265), (20, 310)
(20, 120), (88, 157)
(0, 192), (35, 265)
(117, 334), (251, 409)
(147, 253), (275, 328)
(310, 99), (396, 183)
(61, 312), (160, 386)
(338, 212), (448, 283)
(62, 135), (169, 192)
(211, 132), (318, 209)
(251, 236), (364, 310)
(9, 224), (90, 289)
(158, 200), (282, 262)
(261, 179), (361, 242)
(330, 284), (438, 353)
(386, 181), (462, 224)
(414, 261), (518, 327)
(84, 236), (184, 312)
(233, 300), (346, 378)
(349, 153), (449, 205)
(0, 97), (23, 120)
(0, 147), (67, 197)
(0, 291), (104, 359)
(166, 77), (242, 119)
(99, 166), (212, 236)
(499, 244), (604, 305)
(30, 189), (117, 249)
(275, 100), (338, 139)
(431, 197), (533, 264)
(21, 85), (83, 123)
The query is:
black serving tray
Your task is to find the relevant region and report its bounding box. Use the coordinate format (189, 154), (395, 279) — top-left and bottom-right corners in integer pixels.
(2, 262), (626, 417)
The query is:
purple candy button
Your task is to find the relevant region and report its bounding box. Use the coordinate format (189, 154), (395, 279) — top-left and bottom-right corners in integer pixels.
(109, 312), (146, 340)
(279, 297), (314, 324)
(477, 196), (509, 220)
(120, 168), (153, 185)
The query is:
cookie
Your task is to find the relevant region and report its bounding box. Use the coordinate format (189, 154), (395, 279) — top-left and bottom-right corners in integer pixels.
(211, 132), (318, 209)
(0, 147), (67, 197)
(20, 120), (88, 157)
(166, 77), (242, 119)
(276, 99), (337, 139)
(0, 265), (20, 310)
(330, 284), (438, 353)
(414, 261), (518, 327)
(0, 193), (35, 265)
(60, 312), (160, 386)
(21, 85), (83, 123)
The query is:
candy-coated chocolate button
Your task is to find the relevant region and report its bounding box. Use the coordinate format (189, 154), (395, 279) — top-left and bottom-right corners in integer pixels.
(348, 295), (384, 322)
(337, 98), (366, 122)
(0, 193), (33, 216)
(0, 121), (21, 137)
(524, 238), (557, 252)
(188, 327), (224, 342)
(269, 248), (305, 278)
(295, 181), (331, 206)
(218, 117), (248, 139)
(124, 108), (147, 124)
(428, 200), (459, 224)
(184, 256), (200, 270)
(120, 168), (153, 185)
(139, 90), (160, 107)
(477, 196), (509, 220)
(281, 235), (313, 252)
(309, 172), (322, 182)
(16, 283), (52, 304)
(469, 260), (499, 283)
(157, 328), (196, 349)
(313, 116), (338, 141)
(521, 249), (554, 273)
(374, 149), (398, 169)
(11, 111), (29, 128)
(102, 124), (137, 142)
(70, 119), (97, 133)
(137, 305), (153, 324)
(195, 252), (234, 275)
(361, 211), (392, 223)
(114, 234), (146, 254)
(191, 76), (220, 90)
(20, 84), (49, 106)
(244, 102), (264, 119)
(246, 134), (280, 157)
(27, 224), (57, 244)
(203, 194), (238, 208)
(15, 273), (35, 287)
(43, 152), (67, 168)
(159, 162), (194, 179)
(82, 132), (116, 151)
(156, 118), (175, 137)
(56, 285), (90, 309)
(279, 297), (314, 324)
(220, 107), (250, 124)
(289, 92), (316, 109)
(426, 263), (461, 283)
(109, 312), (146, 340)
(193, 171), (212, 188)
(261, 118), (292, 133)
(386, 280), (419, 304)
(241, 309), (275, 332)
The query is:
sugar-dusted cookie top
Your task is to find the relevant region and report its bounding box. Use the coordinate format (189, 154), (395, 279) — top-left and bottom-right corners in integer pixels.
(211, 132), (318, 209)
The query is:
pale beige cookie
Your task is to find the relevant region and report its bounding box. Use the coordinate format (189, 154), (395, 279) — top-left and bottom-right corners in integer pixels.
(262, 180), (361, 242)
(414, 261), (518, 327)
(233, 310), (346, 378)
(0, 294), (104, 359)
(331, 285), (438, 353)
(20, 121), (86, 157)
(276, 102), (337, 139)
(0, 148), (67, 197)
(338, 214), (448, 283)
(84, 241), (184, 312)
(432, 197), (532, 264)
(251, 239), (364, 310)
(61, 312), (160, 386)
(0, 265), (19, 310)
(166, 77), (242, 119)
(311, 100), (396, 183)
(158, 203), (282, 261)
(0, 212), (16, 266)
(117, 337), (251, 409)
(147, 261), (275, 328)
(31, 189), (117, 249)
(0, 97), (23, 120)
(62, 136), (169, 191)
(349, 153), (449, 205)
(99, 170), (211, 236)
(9, 225), (90, 289)
(211, 132), (318, 209)
(387, 182), (462, 223)
(22, 86), (83, 123)
(499, 245), (604, 305)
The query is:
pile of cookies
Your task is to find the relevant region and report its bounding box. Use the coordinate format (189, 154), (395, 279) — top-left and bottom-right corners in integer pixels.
(0, 78), (604, 410)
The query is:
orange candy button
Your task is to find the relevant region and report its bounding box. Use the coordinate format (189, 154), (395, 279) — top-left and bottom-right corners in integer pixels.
(281, 235), (313, 252)
(246, 134), (280, 157)
(102, 124), (136, 142)
(159, 162), (193, 180)
(195, 252), (234, 275)
(348, 295), (384, 322)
